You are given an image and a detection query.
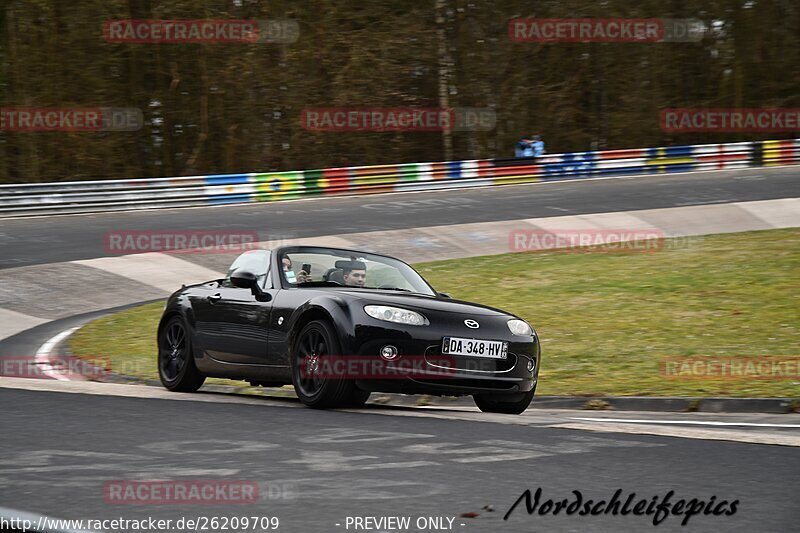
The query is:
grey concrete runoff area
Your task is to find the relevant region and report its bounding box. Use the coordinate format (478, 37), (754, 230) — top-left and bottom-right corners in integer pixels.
(0, 380), (798, 532)
(1, 166), (799, 341)
(1, 165), (799, 532)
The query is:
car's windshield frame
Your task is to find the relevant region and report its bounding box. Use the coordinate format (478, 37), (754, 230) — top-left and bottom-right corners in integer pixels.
(274, 246), (436, 296)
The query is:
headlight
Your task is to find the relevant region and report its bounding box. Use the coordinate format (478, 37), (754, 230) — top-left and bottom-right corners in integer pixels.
(364, 305), (428, 326)
(507, 319), (532, 336)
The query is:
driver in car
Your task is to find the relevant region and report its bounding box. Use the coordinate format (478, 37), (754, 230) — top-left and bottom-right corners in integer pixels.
(342, 261), (367, 287)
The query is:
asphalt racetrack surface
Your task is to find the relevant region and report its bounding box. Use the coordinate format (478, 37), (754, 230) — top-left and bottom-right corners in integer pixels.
(2, 386), (798, 533)
(2, 165), (799, 533)
(2, 165), (798, 269)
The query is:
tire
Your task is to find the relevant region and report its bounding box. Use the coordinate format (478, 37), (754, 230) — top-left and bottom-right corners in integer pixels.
(342, 388), (371, 408)
(158, 315), (206, 392)
(290, 320), (366, 408)
(473, 387), (535, 415)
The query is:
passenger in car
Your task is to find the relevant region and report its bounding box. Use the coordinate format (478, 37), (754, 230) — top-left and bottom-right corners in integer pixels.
(342, 261), (367, 287)
(282, 255), (310, 283)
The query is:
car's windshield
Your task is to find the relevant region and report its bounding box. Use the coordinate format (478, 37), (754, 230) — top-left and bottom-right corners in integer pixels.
(279, 247), (435, 296)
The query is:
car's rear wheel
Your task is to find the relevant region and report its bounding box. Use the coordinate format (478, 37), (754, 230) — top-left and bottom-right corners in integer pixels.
(291, 320), (367, 408)
(473, 387), (535, 415)
(158, 315), (205, 392)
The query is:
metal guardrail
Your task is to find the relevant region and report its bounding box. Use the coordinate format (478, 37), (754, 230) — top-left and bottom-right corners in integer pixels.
(0, 139), (797, 216)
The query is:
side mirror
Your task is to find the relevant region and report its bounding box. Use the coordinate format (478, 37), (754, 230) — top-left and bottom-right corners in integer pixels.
(230, 269), (258, 289)
(438, 292), (453, 299)
(231, 269), (272, 302)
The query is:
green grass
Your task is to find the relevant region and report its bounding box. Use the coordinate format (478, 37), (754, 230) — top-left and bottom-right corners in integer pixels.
(70, 228), (800, 397)
(69, 301), (163, 383)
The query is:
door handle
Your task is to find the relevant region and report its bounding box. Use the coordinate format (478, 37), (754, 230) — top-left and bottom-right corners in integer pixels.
(207, 293), (222, 303)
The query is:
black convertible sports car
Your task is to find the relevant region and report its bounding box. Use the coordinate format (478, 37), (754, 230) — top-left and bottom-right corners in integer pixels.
(157, 245), (540, 414)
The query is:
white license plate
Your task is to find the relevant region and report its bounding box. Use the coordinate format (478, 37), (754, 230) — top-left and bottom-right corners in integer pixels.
(442, 337), (508, 359)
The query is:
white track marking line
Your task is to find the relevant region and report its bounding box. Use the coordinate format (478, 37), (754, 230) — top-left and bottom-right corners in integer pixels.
(571, 417), (800, 429)
(552, 422), (800, 447)
(34, 327), (80, 381)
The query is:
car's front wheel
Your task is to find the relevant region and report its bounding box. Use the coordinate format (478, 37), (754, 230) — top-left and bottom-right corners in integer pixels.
(342, 388), (371, 408)
(473, 388), (535, 415)
(291, 320), (368, 408)
(158, 315), (205, 392)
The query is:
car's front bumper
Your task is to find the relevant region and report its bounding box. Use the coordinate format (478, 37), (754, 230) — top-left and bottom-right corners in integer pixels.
(344, 320), (540, 396)
(355, 372), (537, 396)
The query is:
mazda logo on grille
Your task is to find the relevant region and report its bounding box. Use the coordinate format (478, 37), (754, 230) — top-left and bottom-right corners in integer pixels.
(464, 319), (479, 329)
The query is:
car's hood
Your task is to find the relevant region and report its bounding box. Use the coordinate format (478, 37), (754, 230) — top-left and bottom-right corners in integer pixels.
(335, 288), (513, 317)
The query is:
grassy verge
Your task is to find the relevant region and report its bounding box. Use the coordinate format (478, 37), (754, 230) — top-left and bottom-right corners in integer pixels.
(70, 229), (800, 397)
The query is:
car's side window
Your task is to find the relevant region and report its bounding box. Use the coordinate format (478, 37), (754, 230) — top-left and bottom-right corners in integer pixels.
(221, 250), (271, 289)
